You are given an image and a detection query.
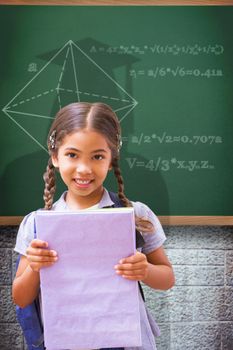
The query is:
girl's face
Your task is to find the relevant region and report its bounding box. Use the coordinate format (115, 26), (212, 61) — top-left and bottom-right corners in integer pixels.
(52, 129), (112, 209)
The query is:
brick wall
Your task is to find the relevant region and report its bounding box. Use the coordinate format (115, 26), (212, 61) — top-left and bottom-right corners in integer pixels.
(0, 225), (233, 350)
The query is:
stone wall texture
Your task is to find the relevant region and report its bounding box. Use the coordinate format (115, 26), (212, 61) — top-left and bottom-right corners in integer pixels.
(0, 225), (233, 350)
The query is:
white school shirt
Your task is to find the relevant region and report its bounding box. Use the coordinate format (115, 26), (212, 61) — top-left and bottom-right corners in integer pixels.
(15, 189), (166, 350)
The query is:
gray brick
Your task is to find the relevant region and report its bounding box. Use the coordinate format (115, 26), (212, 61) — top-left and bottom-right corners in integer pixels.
(156, 323), (170, 350)
(0, 323), (24, 350)
(220, 322), (233, 350)
(164, 226), (233, 249)
(223, 288), (233, 322)
(0, 227), (18, 248)
(169, 301), (193, 322)
(166, 249), (198, 265)
(197, 250), (225, 265)
(166, 249), (224, 266)
(0, 249), (12, 285)
(0, 286), (17, 322)
(226, 251), (233, 286)
(170, 322), (221, 350)
(192, 287), (233, 322)
(145, 288), (171, 323)
(173, 265), (224, 286)
(168, 288), (197, 322)
(145, 286), (194, 322)
(168, 286), (194, 303)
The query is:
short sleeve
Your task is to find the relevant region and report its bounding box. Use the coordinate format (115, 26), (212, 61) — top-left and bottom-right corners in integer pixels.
(14, 211), (36, 256)
(132, 201), (166, 255)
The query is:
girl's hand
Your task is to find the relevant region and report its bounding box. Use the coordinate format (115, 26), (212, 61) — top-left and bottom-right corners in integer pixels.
(26, 239), (58, 272)
(114, 251), (149, 281)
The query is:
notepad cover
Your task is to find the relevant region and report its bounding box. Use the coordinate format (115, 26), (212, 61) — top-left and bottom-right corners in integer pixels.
(35, 208), (141, 349)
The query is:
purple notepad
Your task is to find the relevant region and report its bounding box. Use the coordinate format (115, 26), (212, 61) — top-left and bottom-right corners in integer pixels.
(35, 208), (141, 350)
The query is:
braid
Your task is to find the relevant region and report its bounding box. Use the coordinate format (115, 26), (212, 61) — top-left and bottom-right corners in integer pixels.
(112, 158), (154, 233)
(43, 157), (56, 210)
(112, 158), (132, 208)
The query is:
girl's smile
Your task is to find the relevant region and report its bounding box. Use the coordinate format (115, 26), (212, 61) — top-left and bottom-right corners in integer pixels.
(74, 178), (93, 186)
(51, 129), (112, 209)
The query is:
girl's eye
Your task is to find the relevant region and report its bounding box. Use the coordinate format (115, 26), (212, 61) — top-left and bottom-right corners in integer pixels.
(93, 154), (104, 160)
(66, 153), (77, 158)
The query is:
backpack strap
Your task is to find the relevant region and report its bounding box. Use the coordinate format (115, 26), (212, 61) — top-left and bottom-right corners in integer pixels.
(108, 192), (145, 249)
(108, 191), (146, 302)
(15, 216), (45, 349)
(15, 255), (44, 350)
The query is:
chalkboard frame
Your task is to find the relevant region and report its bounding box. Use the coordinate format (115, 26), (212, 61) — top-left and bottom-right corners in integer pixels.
(0, 0), (233, 226)
(1, 1), (233, 6)
(0, 216), (232, 226)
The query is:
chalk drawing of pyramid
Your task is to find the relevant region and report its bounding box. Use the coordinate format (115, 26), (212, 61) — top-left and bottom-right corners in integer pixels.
(2, 40), (138, 152)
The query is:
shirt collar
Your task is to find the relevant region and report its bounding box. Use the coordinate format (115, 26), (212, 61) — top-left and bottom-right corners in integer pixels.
(98, 188), (115, 208)
(53, 188), (114, 211)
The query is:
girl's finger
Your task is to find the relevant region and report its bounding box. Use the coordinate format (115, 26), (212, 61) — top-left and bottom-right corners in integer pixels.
(114, 262), (147, 271)
(119, 252), (146, 264)
(30, 239), (49, 248)
(116, 269), (145, 276)
(27, 255), (58, 263)
(26, 247), (57, 257)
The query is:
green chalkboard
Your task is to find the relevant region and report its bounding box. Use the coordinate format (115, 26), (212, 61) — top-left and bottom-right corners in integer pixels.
(0, 5), (233, 216)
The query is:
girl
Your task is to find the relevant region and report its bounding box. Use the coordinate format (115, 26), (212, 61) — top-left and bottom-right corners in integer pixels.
(12, 102), (175, 350)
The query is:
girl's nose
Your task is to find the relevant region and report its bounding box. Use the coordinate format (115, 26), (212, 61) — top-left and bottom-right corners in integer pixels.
(76, 162), (92, 174)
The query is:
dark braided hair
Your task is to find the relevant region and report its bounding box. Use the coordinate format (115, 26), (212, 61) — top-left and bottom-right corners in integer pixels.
(112, 158), (132, 208)
(43, 102), (153, 232)
(111, 158), (153, 233)
(43, 158), (56, 210)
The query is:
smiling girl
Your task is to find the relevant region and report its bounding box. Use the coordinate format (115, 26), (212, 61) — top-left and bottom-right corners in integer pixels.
(12, 102), (175, 350)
